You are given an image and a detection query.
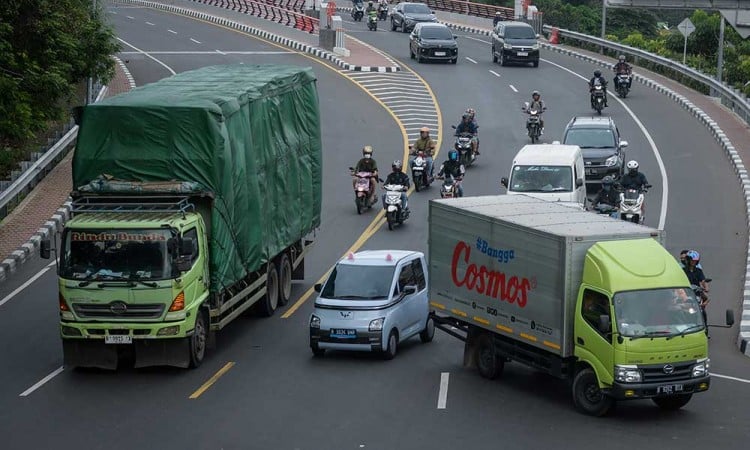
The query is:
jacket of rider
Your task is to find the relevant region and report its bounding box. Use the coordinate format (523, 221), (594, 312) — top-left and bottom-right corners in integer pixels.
(594, 186), (620, 206)
(413, 137), (436, 156)
(528, 99), (545, 111)
(385, 171), (410, 188)
(614, 62), (632, 74)
(355, 157), (378, 173)
(619, 171), (648, 190)
(455, 120), (477, 135)
(438, 160), (465, 178)
(589, 75), (608, 89)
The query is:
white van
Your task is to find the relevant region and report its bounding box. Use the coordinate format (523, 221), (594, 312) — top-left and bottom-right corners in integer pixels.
(500, 143), (586, 209)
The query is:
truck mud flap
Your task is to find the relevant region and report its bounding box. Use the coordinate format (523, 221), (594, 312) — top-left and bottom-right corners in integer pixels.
(63, 339), (118, 370)
(134, 339), (190, 369)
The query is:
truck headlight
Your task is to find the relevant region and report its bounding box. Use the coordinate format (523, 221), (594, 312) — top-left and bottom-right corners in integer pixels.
(369, 317), (384, 332)
(615, 365), (642, 383)
(605, 155), (619, 167)
(310, 315), (320, 329)
(692, 359), (709, 377)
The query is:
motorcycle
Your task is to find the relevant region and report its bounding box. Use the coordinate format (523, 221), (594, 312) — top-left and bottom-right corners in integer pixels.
(383, 184), (409, 230)
(351, 2), (364, 21)
(618, 184), (650, 224)
(591, 201), (619, 218)
(349, 168), (379, 214)
(367, 11), (378, 31)
(451, 125), (476, 167)
(590, 83), (605, 115)
(615, 73), (631, 98)
(523, 101), (545, 143)
(439, 174), (462, 198)
(410, 148), (432, 192)
(377, 3), (388, 20)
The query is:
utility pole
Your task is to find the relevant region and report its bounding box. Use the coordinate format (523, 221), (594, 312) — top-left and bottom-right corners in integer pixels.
(86, 0), (98, 105)
(717, 16), (725, 83)
(600, 0), (607, 54)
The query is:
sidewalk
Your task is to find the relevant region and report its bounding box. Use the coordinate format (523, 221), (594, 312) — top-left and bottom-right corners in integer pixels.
(0, 59), (135, 281)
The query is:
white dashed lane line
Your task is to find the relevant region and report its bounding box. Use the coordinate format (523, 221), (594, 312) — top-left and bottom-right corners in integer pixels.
(465, 56), (477, 64)
(190, 38), (202, 44)
(489, 70), (501, 77)
(509, 84), (518, 92)
(168, 29), (177, 34)
(146, 21), (155, 26)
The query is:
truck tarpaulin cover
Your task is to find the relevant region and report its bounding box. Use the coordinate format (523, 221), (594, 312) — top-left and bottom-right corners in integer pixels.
(72, 65), (322, 292)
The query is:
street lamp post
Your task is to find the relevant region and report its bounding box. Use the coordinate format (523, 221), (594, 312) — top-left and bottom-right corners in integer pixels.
(600, 0), (607, 53)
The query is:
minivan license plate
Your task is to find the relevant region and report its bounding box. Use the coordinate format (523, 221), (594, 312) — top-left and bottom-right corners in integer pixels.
(434, 51), (446, 56)
(656, 384), (684, 395)
(517, 51), (528, 56)
(105, 335), (132, 344)
(331, 329), (356, 338)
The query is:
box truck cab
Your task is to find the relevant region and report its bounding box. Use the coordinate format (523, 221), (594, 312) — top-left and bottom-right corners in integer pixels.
(501, 143), (586, 209)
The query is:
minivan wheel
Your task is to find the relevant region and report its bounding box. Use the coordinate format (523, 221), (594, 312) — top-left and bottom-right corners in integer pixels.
(492, 46), (498, 63)
(382, 330), (398, 360)
(419, 317), (435, 343)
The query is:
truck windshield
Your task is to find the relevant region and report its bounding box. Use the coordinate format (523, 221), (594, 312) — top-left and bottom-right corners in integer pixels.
(322, 264), (394, 300)
(509, 165), (573, 192)
(613, 288), (704, 337)
(60, 229), (174, 281)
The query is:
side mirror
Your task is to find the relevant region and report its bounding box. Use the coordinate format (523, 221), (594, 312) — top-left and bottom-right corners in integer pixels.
(523, 101), (530, 110)
(536, 33), (540, 39)
(575, 178), (584, 187)
(598, 315), (611, 334)
(500, 177), (508, 188)
(725, 309), (735, 327)
(403, 285), (418, 296)
(180, 237), (195, 256)
(348, 166), (355, 171)
(40, 238), (52, 259)
(620, 140), (629, 148)
(314, 283), (323, 293)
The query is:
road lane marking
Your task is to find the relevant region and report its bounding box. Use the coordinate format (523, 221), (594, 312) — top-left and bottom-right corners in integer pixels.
(0, 265), (53, 308)
(465, 57), (477, 64)
(127, 15), (135, 19)
(463, 35), (490, 45)
(437, 372), (450, 409)
(189, 361), (235, 399)
(20, 366), (64, 397)
(489, 70), (501, 77)
(713, 373), (750, 384)
(119, 51), (290, 55)
(190, 38), (202, 44)
(146, 21), (155, 26)
(542, 58), (668, 229)
(215, 49), (226, 55)
(168, 29), (177, 34)
(509, 84), (518, 92)
(117, 37), (176, 75)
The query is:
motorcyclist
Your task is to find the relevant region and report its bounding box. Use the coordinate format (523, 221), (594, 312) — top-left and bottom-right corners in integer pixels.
(613, 55), (633, 90)
(366, 1), (377, 16)
(410, 126), (436, 178)
(679, 249), (703, 270)
(382, 160), (410, 210)
(493, 11), (504, 27)
(353, 145), (379, 204)
(619, 160), (649, 191)
(437, 150), (466, 197)
(525, 90), (546, 135)
(683, 251), (710, 324)
(465, 108), (477, 127)
(593, 175), (619, 207)
(589, 69), (608, 107)
(455, 113), (479, 155)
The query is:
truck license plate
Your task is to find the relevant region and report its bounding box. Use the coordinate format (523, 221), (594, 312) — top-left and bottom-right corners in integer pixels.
(331, 329), (357, 339)
(656, 384), (684, 395)
(517, 51), (528, 56)
(434, 51), (446, 56)
(105, 335), (132, 344)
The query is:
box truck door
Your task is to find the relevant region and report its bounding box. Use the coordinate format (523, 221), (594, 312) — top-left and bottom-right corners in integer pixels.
(575, 287), (614, 384)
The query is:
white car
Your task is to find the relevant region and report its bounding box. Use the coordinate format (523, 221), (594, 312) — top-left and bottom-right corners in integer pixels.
(309, 250), (434, 359)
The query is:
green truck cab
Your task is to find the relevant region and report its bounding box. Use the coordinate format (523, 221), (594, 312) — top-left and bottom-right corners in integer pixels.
(41, 65), (322, 369)
(428, 195), (734, 416)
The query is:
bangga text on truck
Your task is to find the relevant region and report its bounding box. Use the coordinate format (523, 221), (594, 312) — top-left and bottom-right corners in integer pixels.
(41, 65), (323, 369)
(428, 195), (733, 416)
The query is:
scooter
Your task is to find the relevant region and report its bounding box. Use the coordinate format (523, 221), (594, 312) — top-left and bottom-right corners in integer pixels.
(439, 175), (462, 198)
(410, 149), (433, 192)
(377, 3), (388, 20)
(523, 101), (545, 143)
(591, 83), (605, 115)
(349, 168), (379, 214)
(615, 73), (632, 98)
(618, 184), (650, 224)
(451, 126), (476, 167)
(367, 11), (378, 31)
(351, 2), (365, 21)
(383, 184), (409, 230)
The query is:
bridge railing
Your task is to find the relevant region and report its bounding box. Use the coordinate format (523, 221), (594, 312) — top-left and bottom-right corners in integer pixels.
(197, 0), (319, 32)
(390, 0), (514, 20)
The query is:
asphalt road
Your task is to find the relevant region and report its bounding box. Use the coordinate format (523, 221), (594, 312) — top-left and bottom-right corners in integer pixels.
(1, 6), (749, 450)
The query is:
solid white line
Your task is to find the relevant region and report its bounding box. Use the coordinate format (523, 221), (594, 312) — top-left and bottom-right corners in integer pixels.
(215, 49), (226, 55)
(145, 21), (155, 26)
(167, 29), (177, 34)
(19, 366), (64, 397)
(713, 373), (750, 384)
(465, 57), (477, 64)
(509, 84), (518, 92)
(437, 372), (450, 409)
(542, 58), (668, 229)
(119, 51), (290, 55)
(0, 266), (52, 308)
(463, 35), (490, 45)
(127, 15), (135, 19)
(489, 70), (501, 77)
(117, 37), (176, 75)
(190, 38), (202, 44)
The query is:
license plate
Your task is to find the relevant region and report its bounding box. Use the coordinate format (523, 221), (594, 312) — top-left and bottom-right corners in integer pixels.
(517, 51), (528, 56)
(434, 51), (446, 56)
(105, 335), (132, 344)
(413, 166), (423, 171)
(331, 329), (357, 338)
(656, 384), (684, 395)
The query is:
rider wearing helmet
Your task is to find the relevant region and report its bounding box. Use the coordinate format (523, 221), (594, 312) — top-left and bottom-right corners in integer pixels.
(465, 108), (477, 127)
(382, 160), (410, 210)
(437, 150), (466, 197)
(365, 0), (376, 15)
(455, 113), (479, 155)
(526, 90), (546, 134)
(613, 54), (633, 90)
(410, 126), (436, 178)
(354, 146), (379, 203)
(619, 160), (648, 191)
(683, 251), (710, 317)
(589, 69), (609, 107)
(493, 11), (504, 27)
(593, 175), (620, 207)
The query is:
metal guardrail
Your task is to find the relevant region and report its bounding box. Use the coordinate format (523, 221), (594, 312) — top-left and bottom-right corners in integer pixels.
(197, 0), (319, 32)
(391, 0), (514, 20)
(543, 25), (750, 126)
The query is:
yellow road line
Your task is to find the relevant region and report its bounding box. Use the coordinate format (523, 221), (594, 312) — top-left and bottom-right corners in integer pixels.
(189, 361), (235, 399)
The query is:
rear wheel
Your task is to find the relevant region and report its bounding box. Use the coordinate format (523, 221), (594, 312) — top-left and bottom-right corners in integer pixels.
(476, 333), (504, 379)
(277, 253), (292, 306)
(257, 262), (279, 317)
(414, 175), (422, 192)
(572, 368), (614, 416)
(652, 394), (692, 411)
(188, 310), (207, 368)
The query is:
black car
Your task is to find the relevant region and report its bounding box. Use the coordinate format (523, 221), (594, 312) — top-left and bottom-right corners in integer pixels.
(391, 2), (437, 33)
(409, 23), (458, 64)
(562, 116), (629, 184)
(491, 21), (540, 67)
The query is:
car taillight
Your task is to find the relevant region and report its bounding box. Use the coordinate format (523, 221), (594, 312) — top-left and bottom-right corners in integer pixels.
(59, 293), (70, 312)
(169, 291), (185, 312)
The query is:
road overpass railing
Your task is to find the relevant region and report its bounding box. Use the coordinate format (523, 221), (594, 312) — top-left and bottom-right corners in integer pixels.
(197, 0), (319, 33)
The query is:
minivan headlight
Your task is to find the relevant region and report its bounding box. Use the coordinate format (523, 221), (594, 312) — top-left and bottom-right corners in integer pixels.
(614, 365), (642, 383)
(531, 43), (539, 50)
(692, 359), (709, 377)
(605, 155), (619, 167)
(503, 43), (513, 49)
(310, 315), (321, 329)
(369, 318), (385, 332)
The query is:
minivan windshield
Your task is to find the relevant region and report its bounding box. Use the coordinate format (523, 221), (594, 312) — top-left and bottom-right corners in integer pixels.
(404, 4), (431, 14)
(421, 26), (453, 40)
(564, 128), (616, 149)
(509, 165), (573, 192)
(322, 264), (394, 300)
(613, 288), (704, 338)
(505, 26), (536, 39)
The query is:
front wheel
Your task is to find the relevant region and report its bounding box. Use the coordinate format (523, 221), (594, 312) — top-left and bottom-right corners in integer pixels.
(311, 343), (325, 357)
(391, 18), (397, 31)
(382, 330), (398, 360)
(451, 58), (457, 64)
(419, 316), (435, 343)
(532, 60), (539, 68)
(652, 394), (692, 411)
(492, 46), (498, 63)
(572, 368), (614, 416)
(188, 309), (208, 368)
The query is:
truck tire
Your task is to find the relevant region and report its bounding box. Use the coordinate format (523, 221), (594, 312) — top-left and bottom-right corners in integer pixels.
(188, 309), (208, 368)
(258, 262), (279, 317)
(278, 253), (293, 306)
(419, 316), (435, 343)
(572, 368), (614, 416)
(652, 394), (692, 411)
(476, 333), (504, 379)
(382, 330), (398, 360)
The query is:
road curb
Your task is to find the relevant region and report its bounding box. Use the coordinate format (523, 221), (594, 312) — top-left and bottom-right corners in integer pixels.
(120, 0), (401, 72)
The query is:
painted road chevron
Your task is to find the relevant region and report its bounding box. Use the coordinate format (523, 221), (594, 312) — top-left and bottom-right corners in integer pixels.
(344, 70), (441, 148)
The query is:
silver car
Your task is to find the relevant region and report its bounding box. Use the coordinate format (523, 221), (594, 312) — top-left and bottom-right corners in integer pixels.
(309, 250), (434, 359)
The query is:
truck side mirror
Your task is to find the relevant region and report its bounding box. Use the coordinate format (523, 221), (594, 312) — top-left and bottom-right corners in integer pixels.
(500, 177), (508, 188)
(180, 237), (195, 256)
(314, 283), (323, 293)
(575, 178), (584, 187)
(598, 315), (611, 334)
(40, 238), (52, 259)
(725, 309), (735, 327)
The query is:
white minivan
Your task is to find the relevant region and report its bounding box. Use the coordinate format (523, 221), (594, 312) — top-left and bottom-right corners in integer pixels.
(501, 143), (586, 209)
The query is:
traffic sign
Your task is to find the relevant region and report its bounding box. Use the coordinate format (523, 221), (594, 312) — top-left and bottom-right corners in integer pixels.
(677, 18), (696, 38)
(721, 9), (750, 39)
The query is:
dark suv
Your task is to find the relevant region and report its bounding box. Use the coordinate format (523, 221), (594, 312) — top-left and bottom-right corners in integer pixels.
(409, 23), (458, 64)
(562, 116), (628, 184)
(491, 21), (540, 67)
(391, 2), (438, 33)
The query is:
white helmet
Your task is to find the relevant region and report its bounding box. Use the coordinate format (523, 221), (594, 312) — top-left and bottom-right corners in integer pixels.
(626, 160), (639, 170)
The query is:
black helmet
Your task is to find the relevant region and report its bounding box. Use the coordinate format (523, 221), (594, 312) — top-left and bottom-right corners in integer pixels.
(448, 150), (458, 161)
(594, 70), (602, 77)
(602, 175), (614, 185)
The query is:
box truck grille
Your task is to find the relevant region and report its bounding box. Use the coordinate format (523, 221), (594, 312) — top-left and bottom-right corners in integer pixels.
(640, 362), (694, 382)
(73, 303), (165, 319)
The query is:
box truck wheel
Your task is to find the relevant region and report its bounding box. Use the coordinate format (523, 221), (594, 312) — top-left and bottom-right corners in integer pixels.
(258, 262), (279, 317)
(189, 309), (208, 368)
(477, 333), (504, 379)
(572, 368), (613, 416)
(652, 394), (692, 411)
(278, 253), (293, 306)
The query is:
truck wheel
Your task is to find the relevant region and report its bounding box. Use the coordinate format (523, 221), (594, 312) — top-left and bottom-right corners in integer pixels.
(382, 330), (398, 360)
(419, 316), (435, 343)
(652, 394), (692, 411)
(278, 253), (293, 306)
(258, 262), (279, 317)
(477, 333), (503, 379)
(188, 310), (207, 368)
(572, 368), (613, 416)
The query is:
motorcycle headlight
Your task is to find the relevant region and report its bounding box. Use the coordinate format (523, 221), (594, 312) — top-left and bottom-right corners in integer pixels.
(692, 359), (709, 377)
(310, 315), (321, 329)
(503, 43), (513, 50)
(614, 365), (642, 383)
(369, 317), (384, 332)
(605, 155), (619, 167)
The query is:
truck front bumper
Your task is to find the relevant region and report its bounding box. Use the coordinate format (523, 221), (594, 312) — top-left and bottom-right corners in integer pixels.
(609, 376), (710, 400)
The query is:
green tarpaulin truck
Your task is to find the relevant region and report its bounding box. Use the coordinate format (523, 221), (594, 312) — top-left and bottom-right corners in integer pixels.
(40, 65), (322, 369)
(428, 195), (733, 416)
